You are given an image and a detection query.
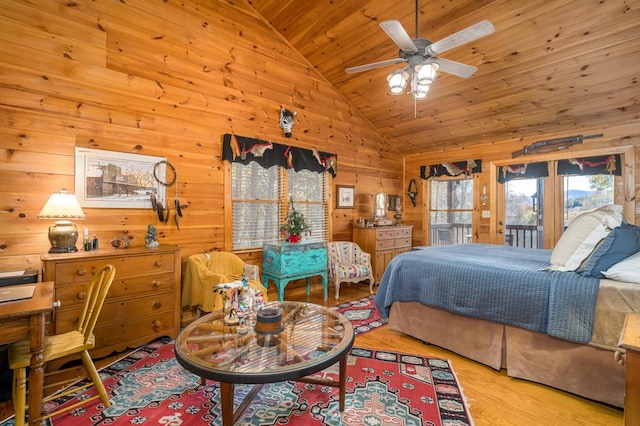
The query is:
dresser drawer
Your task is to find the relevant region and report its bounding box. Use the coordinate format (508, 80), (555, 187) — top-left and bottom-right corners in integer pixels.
(377, 239), (395, 250)
(394, 237), (411, 248)
(54, 253), (175, 284)
(54, 271), (176, 310)
(394, 228), (412, 238)
(376, 228), (397, 240)
(55, 292), (176, 333)
(93, 310), (177, 351)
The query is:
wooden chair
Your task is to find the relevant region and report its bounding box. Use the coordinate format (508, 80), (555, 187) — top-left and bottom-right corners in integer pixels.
(9, 264), (116, 426)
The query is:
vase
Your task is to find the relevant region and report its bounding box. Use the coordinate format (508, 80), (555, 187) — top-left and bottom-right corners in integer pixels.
(288, 234), (301, 243)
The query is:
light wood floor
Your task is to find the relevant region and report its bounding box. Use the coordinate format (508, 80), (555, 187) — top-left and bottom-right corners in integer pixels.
(1, 283), (624, 425)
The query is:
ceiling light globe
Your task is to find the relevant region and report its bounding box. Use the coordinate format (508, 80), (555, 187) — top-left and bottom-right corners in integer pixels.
(412, 83), (431, 100)
(415, 62), (439, 86)
(387, 69), (410, 94)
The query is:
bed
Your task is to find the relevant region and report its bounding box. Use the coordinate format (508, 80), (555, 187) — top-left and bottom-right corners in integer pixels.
(374, 217), (640, 408)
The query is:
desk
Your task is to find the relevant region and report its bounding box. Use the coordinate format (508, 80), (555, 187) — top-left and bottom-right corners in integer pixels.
(262, 242), (328, 300)
(0, 282), (54, 426)
(175, 301), (354, 426)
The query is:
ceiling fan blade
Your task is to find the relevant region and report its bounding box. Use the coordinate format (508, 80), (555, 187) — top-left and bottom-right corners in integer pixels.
(427, 20), (495, 55)
(380, 20), (418, 53)
(432, 58), (478, 78)
(345, 57), (406, 74)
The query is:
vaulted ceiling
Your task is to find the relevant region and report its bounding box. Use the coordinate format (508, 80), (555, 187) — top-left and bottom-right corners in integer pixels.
(250, 0), (640, 154)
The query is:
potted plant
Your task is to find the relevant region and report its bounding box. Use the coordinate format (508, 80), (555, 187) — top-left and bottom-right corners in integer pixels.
(280, 199), (311, 243)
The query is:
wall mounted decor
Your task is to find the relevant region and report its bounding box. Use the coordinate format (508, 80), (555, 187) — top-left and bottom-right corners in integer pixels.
(336, 185), (355, 209)
(74, 147), (166, 209)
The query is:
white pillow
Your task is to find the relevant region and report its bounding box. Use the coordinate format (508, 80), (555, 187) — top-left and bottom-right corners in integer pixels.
(602, 250), (640, 283)
(549, 204), (623, 272)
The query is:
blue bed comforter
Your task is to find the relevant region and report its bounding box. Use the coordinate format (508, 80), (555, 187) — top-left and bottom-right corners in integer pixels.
(374, 244), (600, 344)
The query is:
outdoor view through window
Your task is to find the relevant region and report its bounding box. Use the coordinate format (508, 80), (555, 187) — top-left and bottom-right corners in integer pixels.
(505, 175), (614, 248)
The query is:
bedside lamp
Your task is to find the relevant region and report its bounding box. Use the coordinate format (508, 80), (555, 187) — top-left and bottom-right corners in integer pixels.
(38, 190), (86, 253)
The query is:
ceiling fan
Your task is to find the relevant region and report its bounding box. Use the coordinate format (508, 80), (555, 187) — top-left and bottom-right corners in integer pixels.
(345, 1), (495, 100)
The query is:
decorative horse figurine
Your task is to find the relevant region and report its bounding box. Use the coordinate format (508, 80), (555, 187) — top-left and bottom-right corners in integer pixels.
(279, 107), (296, 138)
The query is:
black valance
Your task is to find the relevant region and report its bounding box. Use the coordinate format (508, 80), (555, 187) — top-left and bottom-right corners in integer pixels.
(420, 159), (482, 179)
(498, 162), (549, 183)
(222, 134), (337, 177)
(557, 154), (621, 176)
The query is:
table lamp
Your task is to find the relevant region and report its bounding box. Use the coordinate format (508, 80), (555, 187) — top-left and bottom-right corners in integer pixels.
(38, 189), (86, 253)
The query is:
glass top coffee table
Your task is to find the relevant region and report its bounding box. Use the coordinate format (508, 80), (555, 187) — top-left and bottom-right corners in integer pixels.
(175, 301), (354, 426)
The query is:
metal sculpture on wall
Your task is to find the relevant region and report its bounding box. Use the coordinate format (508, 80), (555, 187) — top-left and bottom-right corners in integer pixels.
(279, 107), (296, 138)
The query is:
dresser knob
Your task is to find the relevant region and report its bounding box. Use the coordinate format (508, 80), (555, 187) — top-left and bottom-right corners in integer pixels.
(153, 301), (162, 309)
(76, 269), (87, 276)
(153, 280), (161, 287)
(52, 300), (61, 308)
(152, 320), (162, 330)
(154, 260), (163, 268)
(77, 291), (86, 300)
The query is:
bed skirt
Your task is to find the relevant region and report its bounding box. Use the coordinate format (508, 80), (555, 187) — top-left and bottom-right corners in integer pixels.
(388, 301), (625, 408)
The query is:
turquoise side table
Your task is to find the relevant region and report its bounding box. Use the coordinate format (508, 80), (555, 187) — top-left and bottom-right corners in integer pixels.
(262, 242), (328, 301)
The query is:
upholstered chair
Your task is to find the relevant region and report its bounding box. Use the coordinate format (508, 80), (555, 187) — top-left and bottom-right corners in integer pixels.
(181, 251), (268, 313)
(327, 241), (375, 300)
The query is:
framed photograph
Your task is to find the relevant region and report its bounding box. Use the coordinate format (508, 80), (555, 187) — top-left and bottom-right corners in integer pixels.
(336, 185), (355, 209)
(74, 147), (166, 209)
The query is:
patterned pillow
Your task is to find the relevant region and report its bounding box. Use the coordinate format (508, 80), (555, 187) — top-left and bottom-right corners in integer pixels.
(582, 223), (640, 278)
(549, 204), (623, 272)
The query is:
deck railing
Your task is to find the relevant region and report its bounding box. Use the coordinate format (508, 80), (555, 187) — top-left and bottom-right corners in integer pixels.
(430, 224), (540, 248)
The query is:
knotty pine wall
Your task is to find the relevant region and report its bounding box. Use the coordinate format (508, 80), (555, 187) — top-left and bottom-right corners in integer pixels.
(402, 124), (639, 248)
(0, 0), (402, 275)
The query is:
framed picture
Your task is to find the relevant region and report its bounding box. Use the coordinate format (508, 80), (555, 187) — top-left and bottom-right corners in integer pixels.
(74, 147), (166, 209)
(336, 185), (355, 209)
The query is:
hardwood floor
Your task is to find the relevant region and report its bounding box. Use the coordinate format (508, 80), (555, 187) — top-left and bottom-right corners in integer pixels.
(1, 282), (624, 425)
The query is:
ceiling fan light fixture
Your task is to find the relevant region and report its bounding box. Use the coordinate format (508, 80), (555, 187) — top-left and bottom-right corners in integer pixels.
(412, 82), (431, 99)
(387, 69), (410, 94)
(414, 62), (439, 85)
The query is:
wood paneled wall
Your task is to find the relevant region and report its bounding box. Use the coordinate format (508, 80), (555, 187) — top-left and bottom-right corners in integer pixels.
(403, 124), (639, 247)
(0, 0), (401, 274)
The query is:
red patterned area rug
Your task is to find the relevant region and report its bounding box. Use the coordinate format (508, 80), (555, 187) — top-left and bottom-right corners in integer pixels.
(3, 337), (473, 426)
(333, 294), (387, 335)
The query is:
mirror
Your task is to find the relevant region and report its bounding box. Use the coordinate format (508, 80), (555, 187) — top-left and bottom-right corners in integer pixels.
(374, 192), (387, 219)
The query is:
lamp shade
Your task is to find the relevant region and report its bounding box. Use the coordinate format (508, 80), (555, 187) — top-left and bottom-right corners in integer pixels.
(38, 190), (86, 253)
(414, 62), (439, 86)
(38, 190), (86, 219)
(387, 69), (410, 94)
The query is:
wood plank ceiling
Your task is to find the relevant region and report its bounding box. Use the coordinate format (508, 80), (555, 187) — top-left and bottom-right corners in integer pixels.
(249, 0), (640, 154)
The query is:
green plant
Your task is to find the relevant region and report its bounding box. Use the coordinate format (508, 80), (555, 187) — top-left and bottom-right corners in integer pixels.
(280, 198), (311, 237)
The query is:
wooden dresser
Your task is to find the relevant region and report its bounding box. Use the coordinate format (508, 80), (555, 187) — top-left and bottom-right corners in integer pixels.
(353, 226), (412, 283)
(41, 244), (181, 360)
(619, 313), (640, 426)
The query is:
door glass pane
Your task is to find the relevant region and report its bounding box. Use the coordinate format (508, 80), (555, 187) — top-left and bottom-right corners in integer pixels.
(563, 175), (614, 227)
(504, 178), (543, 248)
(429, 179), (473, 246)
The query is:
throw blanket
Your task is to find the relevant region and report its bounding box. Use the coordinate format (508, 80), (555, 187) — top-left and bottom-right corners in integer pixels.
(374, 244), (600, 344)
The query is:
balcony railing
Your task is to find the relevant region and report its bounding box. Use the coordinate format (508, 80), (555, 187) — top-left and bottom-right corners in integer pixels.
(430, 224), (540, 248)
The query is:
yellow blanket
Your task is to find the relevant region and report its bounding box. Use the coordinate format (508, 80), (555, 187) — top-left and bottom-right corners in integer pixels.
(181, 252), (268, 312)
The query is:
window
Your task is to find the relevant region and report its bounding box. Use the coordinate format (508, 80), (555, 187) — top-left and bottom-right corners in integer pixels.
(563, 175), (614, 227)
(429, 178), (473, 245)
(231, 162), (328, 250)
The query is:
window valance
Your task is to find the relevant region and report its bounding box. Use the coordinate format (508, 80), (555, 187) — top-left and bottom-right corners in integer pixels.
(222, 133), (337, 177)
(420, 159), (482, 179)
(498, 162), (549, 183)
(557, 154), (621, 176)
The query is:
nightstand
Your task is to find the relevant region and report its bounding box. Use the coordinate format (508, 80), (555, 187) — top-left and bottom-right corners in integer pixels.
(619, 313), (640, 426)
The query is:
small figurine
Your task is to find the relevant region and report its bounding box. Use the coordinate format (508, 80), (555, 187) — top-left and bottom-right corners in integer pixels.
(145, 224), (159, 248)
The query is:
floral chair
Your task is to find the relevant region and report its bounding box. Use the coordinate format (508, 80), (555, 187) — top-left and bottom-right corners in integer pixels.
(327, 241), (375, 300)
